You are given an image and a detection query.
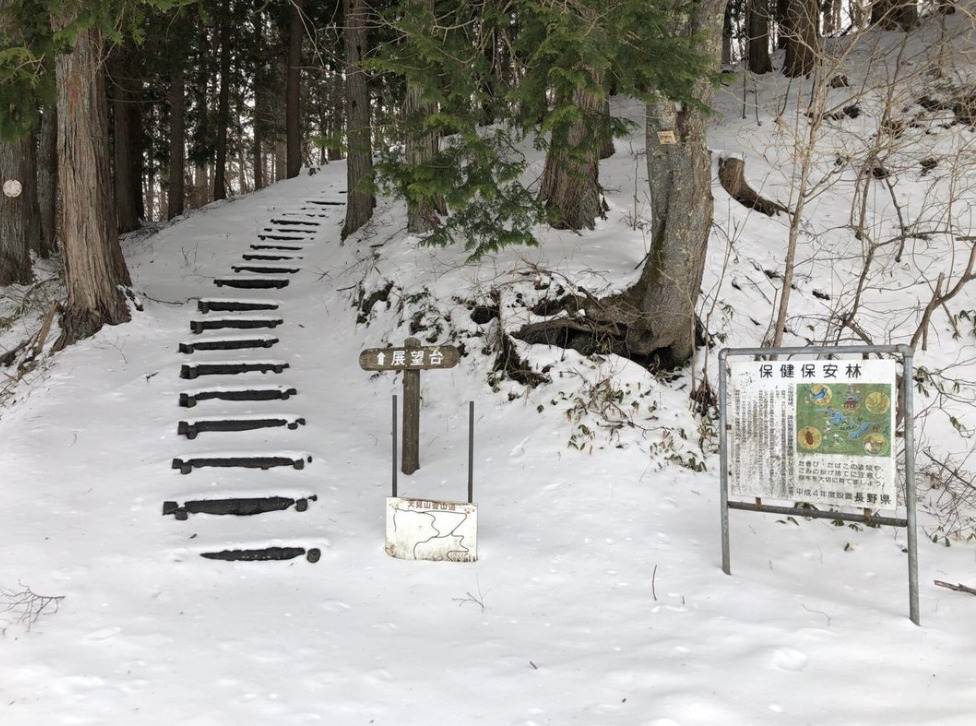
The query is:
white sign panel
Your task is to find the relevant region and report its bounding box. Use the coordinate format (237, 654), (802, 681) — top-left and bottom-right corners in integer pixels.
(385, 497), (477, 562)
(729, 359), (897, 508)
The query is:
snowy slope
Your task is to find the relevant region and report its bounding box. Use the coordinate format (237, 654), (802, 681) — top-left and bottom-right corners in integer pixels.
(3, 18), (976, 726)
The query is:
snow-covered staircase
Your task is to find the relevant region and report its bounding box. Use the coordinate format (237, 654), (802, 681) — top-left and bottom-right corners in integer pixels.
(165, 193), (343, 563)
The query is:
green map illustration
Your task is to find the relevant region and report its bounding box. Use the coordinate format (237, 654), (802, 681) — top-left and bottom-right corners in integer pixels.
(795, 383), (892, 457)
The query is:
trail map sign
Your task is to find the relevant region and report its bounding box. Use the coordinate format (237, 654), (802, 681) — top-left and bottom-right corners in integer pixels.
(728, 358), (897, 508)
(385, 497), (478, 562)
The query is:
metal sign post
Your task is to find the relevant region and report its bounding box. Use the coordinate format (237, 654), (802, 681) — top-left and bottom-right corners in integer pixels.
(385, 400), (478, 562)
(719, 344), (919, 625)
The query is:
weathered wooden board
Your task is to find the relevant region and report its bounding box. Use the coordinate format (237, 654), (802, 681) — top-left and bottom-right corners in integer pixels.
(358, 344), (460, 371)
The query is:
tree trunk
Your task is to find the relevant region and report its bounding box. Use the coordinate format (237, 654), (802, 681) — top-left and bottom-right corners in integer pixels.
(286, 0), (304, 179)
(782, 0), (820, 78)
(402, 0), (446, 235)
(404, 79), (443, 234)
(538, 85), (604, 231)
(0, 135), (35, 285)
(213, 0), (231, 200)
(37, 106), (59, 257)
(53, 21), (131, 346)
(871, 0), (918, 30)
(274, 138), (286, 182)
(253, 130), (264, 190)
(168, 73), (186, 219)
(622, 0), (724, 365)
(144, 160), (155, 221)
(111, 65), (144, 233)
(747, 0), (773, 75)
(341, 0), (375, 240)
(721, 2), (733, 66)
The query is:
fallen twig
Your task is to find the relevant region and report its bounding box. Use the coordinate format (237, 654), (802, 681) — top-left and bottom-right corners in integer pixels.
(934, 580), (976, 596)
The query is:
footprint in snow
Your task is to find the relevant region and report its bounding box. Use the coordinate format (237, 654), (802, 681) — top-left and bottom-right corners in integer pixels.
(771, 646), (809, 671)
(509, 437), (529, 458)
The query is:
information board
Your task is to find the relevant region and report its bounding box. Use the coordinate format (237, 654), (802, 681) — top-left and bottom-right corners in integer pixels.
(385, 497), (478, 562)
(728, 358), (897, 508)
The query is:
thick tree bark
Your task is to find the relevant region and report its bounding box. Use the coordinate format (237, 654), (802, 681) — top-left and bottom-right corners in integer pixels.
(286, 0), (304, 178)
(213, 0), (231, 200)
(0, 135), (35, 285)
(37, 106), (59, 257)
(782, 0), (820, 78)
(341, 0), (375, 240)
(538, 85), (605, 231)
(404, 79), (443, 234)
(168, 73), (186, 219)
(53, 21), (131, 346)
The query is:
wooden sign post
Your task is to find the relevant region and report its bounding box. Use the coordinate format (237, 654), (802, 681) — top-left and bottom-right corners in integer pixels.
(359, 337), (460, 474)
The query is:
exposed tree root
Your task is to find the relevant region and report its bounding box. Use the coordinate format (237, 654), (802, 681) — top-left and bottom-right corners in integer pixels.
(512, 290), (702, 373)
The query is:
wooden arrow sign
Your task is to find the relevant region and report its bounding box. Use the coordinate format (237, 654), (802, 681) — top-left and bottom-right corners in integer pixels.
(358, 344), (460, 371)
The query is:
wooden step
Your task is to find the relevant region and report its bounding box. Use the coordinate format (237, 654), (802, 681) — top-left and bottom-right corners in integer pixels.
(178, 386), (297, 408)
(214, 277), (290, 289)
(171, 454), (309, 475)
(198, 299), (279, 314)
(200, 546), (320, 562)
(270, 219), (319, 227)
(189, 317), (282, 334)
(180, 361), (288, 379)
(177, 415), (305, 438)
(251, 243), (305, 251)
(178, 337), (278, 354)
(163, 494), (316, 518)
(230, 265), (300, 274)
(241, 254), (303, 262)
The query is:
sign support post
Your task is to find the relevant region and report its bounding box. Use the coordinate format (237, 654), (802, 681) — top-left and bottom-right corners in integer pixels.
(402, 338), (422, 474)
(359, 338), (460, 475)
(902, 345), (919, 625)
(392, 395), (398, 498)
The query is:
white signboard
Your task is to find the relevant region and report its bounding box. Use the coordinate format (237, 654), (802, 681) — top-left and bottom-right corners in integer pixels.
(385, 497), (477, 562)
(729, 359), (897, 508)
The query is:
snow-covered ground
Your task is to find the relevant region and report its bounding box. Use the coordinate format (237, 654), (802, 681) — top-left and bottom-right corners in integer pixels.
(3, 16), (976, 726)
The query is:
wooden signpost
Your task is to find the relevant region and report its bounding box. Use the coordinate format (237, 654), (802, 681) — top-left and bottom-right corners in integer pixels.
(358, 337), (460, 474)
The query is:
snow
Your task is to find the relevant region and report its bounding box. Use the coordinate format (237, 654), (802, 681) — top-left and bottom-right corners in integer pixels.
(4, 17), (976, 726)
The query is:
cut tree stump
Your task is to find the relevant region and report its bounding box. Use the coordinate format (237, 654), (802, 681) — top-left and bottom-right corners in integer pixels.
(719, 156), (788, 217)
